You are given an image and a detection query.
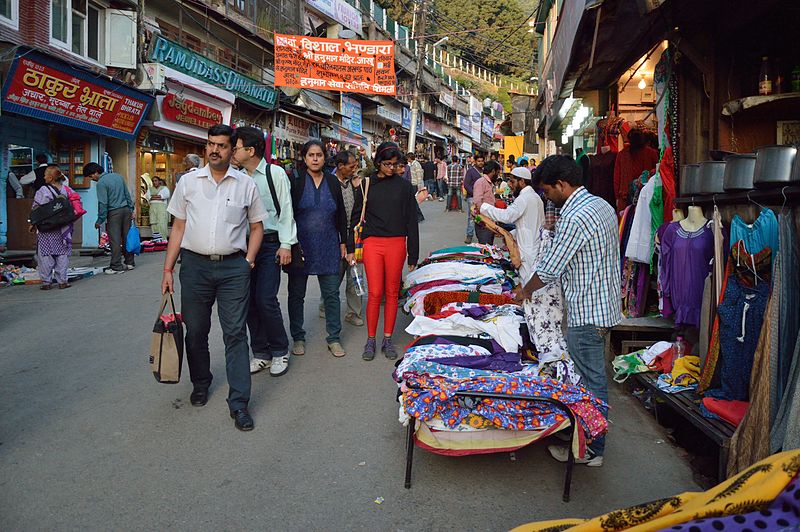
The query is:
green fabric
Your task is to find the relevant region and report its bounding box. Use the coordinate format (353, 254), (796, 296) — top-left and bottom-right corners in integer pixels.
(612, 351), (652, 382)
(648, 173), (664, 273)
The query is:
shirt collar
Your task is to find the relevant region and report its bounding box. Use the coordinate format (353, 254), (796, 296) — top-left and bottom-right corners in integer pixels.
(560, 186), (588, 214)
(254, 158), (268, 177)
(196, 164), (243, 181)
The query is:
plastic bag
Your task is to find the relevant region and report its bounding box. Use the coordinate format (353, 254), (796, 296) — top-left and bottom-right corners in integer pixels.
(126, 224), (141, 255)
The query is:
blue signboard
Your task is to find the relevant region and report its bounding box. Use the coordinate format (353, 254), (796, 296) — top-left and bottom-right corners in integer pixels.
(340, 95), (363, 135)
(401, 106), (424, 135)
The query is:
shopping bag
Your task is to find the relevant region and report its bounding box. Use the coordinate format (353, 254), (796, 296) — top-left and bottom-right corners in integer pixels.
(612, 351), (652, 383)
(126, 224), (141, 255)
(149, 293), (184, 383)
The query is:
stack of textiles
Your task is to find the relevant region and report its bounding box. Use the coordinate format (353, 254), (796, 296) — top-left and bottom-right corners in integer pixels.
(396, 245), (607, 459)
(403, 244), (518, 317)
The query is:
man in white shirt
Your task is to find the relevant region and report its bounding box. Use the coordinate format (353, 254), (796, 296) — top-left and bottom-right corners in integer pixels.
(478, 166), (545, 284)
(231, 126), (297, 378)
(161, 124), (267, 432)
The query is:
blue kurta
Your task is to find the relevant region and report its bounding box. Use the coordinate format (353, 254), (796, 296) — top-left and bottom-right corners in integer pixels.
(296, 174), (340, 275)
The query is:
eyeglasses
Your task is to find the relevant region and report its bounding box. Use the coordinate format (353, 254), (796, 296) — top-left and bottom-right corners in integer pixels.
(232, 146), (253, 153)
(380, 161), (397, 168)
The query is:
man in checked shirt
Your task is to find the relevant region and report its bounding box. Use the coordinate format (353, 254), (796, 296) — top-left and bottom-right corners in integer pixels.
(517, 155), (621, 467)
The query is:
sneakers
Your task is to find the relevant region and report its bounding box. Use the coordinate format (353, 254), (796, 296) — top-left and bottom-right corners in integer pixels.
(547, 445), (604, 467)
(292, 340), (305, 356)
(125, 264), (135, 270)
(250, 357), (271, 374)
(270, 355), (290, 376)
(104, 267), (125, 275)
(464, 236), (473, 244)
(438, 197), (444, 202)
(362, 337), (376, 361)
(381, 336), (399, 360)
(328, 342), (346, 358)
(345, 313), (364, 326)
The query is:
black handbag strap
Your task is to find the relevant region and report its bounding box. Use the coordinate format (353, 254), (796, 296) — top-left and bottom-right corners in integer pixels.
(157, 293), (178, 319)
(265, 164), (281, 218)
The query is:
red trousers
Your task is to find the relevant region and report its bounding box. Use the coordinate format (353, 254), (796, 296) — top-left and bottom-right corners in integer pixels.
(362, 236), (407, 337)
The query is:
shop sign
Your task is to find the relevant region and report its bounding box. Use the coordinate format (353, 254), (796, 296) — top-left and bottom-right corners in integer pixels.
(459, 136), (472, 153)
(423, 117), (443, 136)
(322, 124), (367, 147)
(162, 93), (222, 130)
(149, 35), (278, 109)
(376, 104), (401, 124)
(274, 34), (395, 96)
(439, 90), (455, 109)
(275, 112), (320, 144)
(306, 0), (362, 33)
(1, 51), (152, 141)
(458, 114), (472, 135)
(340, 95), (362, 135)
(401, 106), (424, 135)
(482, 116), (494, 137)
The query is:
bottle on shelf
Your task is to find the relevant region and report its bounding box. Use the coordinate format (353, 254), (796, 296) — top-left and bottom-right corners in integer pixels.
(350, 262), (367, 297)
(759, 56), (773, 96)
(674, 336), (685, 360)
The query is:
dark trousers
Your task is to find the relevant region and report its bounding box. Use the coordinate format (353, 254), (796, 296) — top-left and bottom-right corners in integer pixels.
(447, 186), (462, 211)
(247, 240), (289, 361)
(107, 207), (134, 270)
(424, 179), (436, 196)
(437, 180), (447, 198)
(476, 224), (496, 245)
(180, 251), (251, 411)
(288, 272), (341, 344)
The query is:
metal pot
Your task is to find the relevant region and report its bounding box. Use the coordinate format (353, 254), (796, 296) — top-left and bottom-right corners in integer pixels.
(698, 161), (726, 194)
(753, 145), (797, 185)
(723, 153), (756, 191)
(680, 164), (701, 196)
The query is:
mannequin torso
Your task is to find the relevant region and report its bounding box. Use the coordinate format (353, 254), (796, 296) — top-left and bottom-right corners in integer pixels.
(680, 206), (707, 232)
(672, 208), (685, 222)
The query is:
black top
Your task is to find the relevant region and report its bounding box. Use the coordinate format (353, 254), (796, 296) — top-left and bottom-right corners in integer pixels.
(348, 173), (420, 266)
(422, 161), (436, 182)
(289, 170), (348, 248)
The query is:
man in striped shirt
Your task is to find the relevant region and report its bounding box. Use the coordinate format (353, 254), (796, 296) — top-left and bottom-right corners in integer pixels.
(518, 155), (621, 467)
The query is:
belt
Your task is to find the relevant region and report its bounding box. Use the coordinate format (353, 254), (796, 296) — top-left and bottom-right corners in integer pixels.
(263, 231), (280, 243)
(184, 250), (245, 261)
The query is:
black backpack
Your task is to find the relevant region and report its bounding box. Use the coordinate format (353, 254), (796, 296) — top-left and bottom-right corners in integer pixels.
(28, 185), (75, 232)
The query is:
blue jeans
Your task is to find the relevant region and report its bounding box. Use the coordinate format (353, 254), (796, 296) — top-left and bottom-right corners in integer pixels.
(180, 250), (251, 411)
(288, 272), (341, 344)
(247, 240), (289, 361)
(447, 186), (462, 211)
(565, 325), (610, 456)
(424, 179), (436, 196)
(437, 180), (447, 198)
(465, 197), (475, 237)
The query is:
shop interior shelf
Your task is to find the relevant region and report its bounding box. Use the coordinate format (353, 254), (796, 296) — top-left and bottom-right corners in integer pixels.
(675, 185), (800, 207)
(722, 92), (800, 116)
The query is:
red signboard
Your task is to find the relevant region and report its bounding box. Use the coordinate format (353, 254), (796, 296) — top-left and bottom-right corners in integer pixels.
(1, 52), (152, 141)
(274, 34), (396, 96)
(161, 93), (223, 130)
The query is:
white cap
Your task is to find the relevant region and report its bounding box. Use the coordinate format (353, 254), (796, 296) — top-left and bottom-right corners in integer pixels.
(510, 167), (532, 181)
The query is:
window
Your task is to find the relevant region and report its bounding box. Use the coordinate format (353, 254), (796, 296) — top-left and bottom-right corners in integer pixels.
(0, 0), (18, 28)
(87, 6), (99, 61)
(52, 0), (69, 43)
(52, 0), (103, 62)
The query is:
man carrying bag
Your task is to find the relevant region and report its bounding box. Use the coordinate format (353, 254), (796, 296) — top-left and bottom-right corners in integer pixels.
(150, 293), (184, 383)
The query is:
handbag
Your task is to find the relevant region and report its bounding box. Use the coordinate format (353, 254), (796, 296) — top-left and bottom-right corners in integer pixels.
(126, 224), (141, 254)
(264, 164), (305, 273)
(149, 293), (184, 384)
(353, 177), (370, 263)
(28, 185), (76, 232)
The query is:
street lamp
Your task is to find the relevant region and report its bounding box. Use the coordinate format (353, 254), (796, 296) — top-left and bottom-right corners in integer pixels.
(432, 36), (449, 47)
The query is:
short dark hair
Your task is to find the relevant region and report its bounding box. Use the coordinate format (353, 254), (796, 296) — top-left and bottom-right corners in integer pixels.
(35, 153), (48, 164)
(335, 150), (356, 166)
(534, 155), (583, 187)
(208, 124), (234, 141)
(406, 152), (416, 160)
(397, 155), (408, 165)
(300, 139), (326, 159)
(474, 154), (485, 162)
(233, 126), (265, 159)
(483, 160), (502, 175)
(83, 162), (103, 177)
(376, 142), (403, 166)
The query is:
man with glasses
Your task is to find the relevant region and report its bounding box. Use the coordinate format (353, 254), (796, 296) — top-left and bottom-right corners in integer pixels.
(231, 126), (297, 378)
(161, 124), (267, 432)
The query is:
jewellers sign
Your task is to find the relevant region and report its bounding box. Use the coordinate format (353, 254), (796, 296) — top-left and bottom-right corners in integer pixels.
(149, 35), (278, 109)
(162, 93), (223, 130)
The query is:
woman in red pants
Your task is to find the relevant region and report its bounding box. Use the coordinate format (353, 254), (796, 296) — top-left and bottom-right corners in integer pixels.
(348, 142), (419, 360)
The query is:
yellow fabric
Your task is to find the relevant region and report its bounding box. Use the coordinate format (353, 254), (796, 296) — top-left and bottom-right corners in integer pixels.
(665, 355), (700, 388)
(512, 449), (800, 532)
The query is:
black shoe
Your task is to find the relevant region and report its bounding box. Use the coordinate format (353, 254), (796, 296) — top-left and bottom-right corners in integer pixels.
(190, 387), (208, 407)
(230, 408), (254, 431)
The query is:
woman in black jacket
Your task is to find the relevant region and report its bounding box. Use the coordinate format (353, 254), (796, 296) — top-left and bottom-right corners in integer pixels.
(348, 142), (419, 361)
(287, 140), (349, 358)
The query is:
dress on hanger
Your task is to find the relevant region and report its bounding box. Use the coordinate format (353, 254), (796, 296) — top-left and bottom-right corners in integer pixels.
(613, 145), (660, 210)
(729, 209), (779, 254)
(660, 221), (714, 327)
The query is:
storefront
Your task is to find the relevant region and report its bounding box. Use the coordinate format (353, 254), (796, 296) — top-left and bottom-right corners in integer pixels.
(273, 110), (322, 163)
(0, 49), (152, 249)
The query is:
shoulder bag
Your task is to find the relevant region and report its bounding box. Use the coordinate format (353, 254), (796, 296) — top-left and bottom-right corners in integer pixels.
(353, 177), (370, 263)
(265, 165), (305, 273)
(28, 185), (76, 232)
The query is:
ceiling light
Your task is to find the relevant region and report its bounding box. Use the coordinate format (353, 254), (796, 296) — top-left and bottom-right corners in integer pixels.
(561, 135), (569, 144)
(566, 125), (575, 136)
(638, 77), (647, 90)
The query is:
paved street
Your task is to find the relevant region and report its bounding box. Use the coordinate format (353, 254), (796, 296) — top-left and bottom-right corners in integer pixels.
(0, 200), (699, 531)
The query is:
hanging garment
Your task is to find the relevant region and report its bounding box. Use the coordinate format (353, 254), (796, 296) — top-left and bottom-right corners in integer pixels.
(771, 331), (800, 452)
(523, 284), (567, 354)
(625, 173), (658, 263)
(727, 253), (780, 476)
(587, 151), (616, 208)
(776, 212), (800, 413)
(698, 274), (713, 372)
(648, 173), (664, 272)
(704, 243), (772, 402)
(729, 208), (779, 254)
(613, 145), (659, 210)
(654, 221), (675, 318)
(712, 206), (726, 305)
(660, 222), (714, 327)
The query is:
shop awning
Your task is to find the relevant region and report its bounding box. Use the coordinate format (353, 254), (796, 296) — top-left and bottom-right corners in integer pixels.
(295, 90), (338, 118)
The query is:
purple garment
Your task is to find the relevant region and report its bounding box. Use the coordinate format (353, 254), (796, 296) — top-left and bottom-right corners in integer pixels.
(426, 335), (506, 356)
(655, 222), (675, 318)
(33, 185), (73, 256)
(434, 351), (523, 372)
(669, 472), (800, 531)
(660, 222), (714, 327)
(459, 305), (495, 319)
(633, 265), (650, 317)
